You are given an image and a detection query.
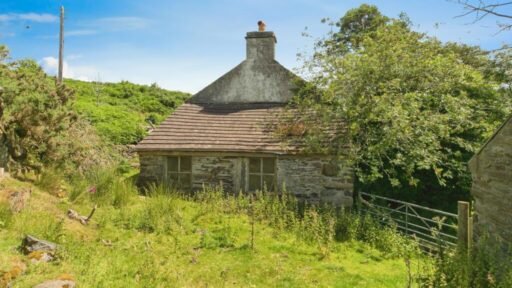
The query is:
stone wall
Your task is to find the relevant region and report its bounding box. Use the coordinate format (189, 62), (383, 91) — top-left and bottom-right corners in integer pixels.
(136, 154), (166, 188)
(277, 158), (353, 206)
(191, 156), (238, 192)
(137, 153), (353, 207)
(469, 116), (512, 243)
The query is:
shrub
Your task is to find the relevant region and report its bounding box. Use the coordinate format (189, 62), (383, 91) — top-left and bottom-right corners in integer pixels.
(422, 234), (512, 287)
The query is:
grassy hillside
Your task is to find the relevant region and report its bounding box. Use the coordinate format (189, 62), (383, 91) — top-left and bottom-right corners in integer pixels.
(65, 80), (190, 145)
(0, 177), (417, 287)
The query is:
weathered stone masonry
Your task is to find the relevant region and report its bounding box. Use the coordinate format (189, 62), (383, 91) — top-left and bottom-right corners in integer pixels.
(138, 153), (353, 207)
(469, 115), (512, 243)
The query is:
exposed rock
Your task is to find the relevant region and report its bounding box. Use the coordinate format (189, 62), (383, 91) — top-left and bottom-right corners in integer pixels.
(20, 235), (57, 255)
(33, 280), (76, 288)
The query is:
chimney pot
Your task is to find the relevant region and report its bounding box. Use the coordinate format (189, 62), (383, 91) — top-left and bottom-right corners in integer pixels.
(257, 20), (266, 32)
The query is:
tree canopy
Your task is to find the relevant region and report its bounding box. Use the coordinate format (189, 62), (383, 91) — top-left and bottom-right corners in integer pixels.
(293, 5), (511, 207)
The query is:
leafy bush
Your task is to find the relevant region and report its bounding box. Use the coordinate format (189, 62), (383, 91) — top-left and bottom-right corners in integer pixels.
(422, 234), (512, 287)
(0, 46), (76, 175)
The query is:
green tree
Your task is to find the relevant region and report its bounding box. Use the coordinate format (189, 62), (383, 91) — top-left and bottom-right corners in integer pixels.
(332, 4), (390, 51)
(293, 5), (511, 209)
(0, 46), (76, 175)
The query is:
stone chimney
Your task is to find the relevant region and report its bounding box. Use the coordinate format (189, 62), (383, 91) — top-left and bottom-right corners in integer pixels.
(245, 31), (276, 62)
(189, 23), (297, 104)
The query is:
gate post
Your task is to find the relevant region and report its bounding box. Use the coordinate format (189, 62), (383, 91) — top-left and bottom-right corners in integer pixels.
(458, 201), (472, 250)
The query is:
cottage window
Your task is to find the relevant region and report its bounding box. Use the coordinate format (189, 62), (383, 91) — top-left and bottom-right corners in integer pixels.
(248, 158), (276, 191)
(167, 156), (192, 190)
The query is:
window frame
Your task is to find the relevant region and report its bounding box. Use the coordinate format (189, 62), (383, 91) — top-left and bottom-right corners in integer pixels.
(247, 157), (276, 192)
(166, 156), (192, 191)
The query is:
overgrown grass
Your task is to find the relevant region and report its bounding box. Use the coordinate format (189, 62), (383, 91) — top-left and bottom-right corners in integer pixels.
(4, 170), (512, 287)
(1, 176), (417, 287)
(421, 234), (512, 287)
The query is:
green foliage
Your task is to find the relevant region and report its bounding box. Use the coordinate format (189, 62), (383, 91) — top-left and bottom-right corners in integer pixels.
(34, 168), (66, 196)
(0, 177), (418, 287)
(131, 195), (182, 234)
(0, 46), (76, 175)
(111, 179), (137, 208)
(332, 3), (391, 51)
(14, 211), (65, 243)
(200, 226), (237, 249)
(66, 79), (189, 145)
(294, 5), (512, 209)
(0, 202), (13, 229)
(422, 235), (512, 287)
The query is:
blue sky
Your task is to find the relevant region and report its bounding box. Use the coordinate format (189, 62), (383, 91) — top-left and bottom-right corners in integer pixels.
(0, 0), (510, 93)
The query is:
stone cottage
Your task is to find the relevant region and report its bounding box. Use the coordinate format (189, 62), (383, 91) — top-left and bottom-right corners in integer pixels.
(468, 115), (512, 242)
(136, 26), (353, 207)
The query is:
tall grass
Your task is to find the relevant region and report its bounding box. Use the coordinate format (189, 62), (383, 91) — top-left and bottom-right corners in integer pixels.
(0, 202), (13, 229)
(167, 184), (419, 258)
(420, 234), (512, 287)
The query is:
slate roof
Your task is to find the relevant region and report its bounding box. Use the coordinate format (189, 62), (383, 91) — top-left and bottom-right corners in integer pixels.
(135, 103), (304, 154)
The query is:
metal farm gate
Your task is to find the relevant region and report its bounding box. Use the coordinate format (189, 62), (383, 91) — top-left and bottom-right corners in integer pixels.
(358, 192), (472, 251)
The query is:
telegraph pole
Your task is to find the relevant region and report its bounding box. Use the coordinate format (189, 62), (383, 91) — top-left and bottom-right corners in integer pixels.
(58, 6), (64, 84)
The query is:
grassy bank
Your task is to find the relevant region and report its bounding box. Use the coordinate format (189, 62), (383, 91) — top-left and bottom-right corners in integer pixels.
(66, 79), (190, 145)
(0, 176), (420, 287)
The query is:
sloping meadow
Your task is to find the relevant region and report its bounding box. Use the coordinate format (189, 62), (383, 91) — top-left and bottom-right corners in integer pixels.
(0, 176), (418, 287)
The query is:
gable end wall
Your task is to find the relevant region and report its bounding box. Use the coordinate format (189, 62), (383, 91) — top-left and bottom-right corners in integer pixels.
(469, 118), (512, 242)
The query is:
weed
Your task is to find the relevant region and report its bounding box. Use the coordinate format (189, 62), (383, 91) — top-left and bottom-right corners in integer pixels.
(111, 179), (137, 208)
(35, 168), (66, 197)
(0, 202), (13, 228)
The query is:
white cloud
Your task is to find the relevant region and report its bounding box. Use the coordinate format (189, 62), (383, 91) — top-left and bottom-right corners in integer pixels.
(37, 16), (148, 39)
(66, 29), (97, 37)
(0, 15), (11, 22)
(92, 17), (149, 31)
(40, 56), (98, 82)
(18, 13), (58, 23)
(0, 13), (58, 23)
